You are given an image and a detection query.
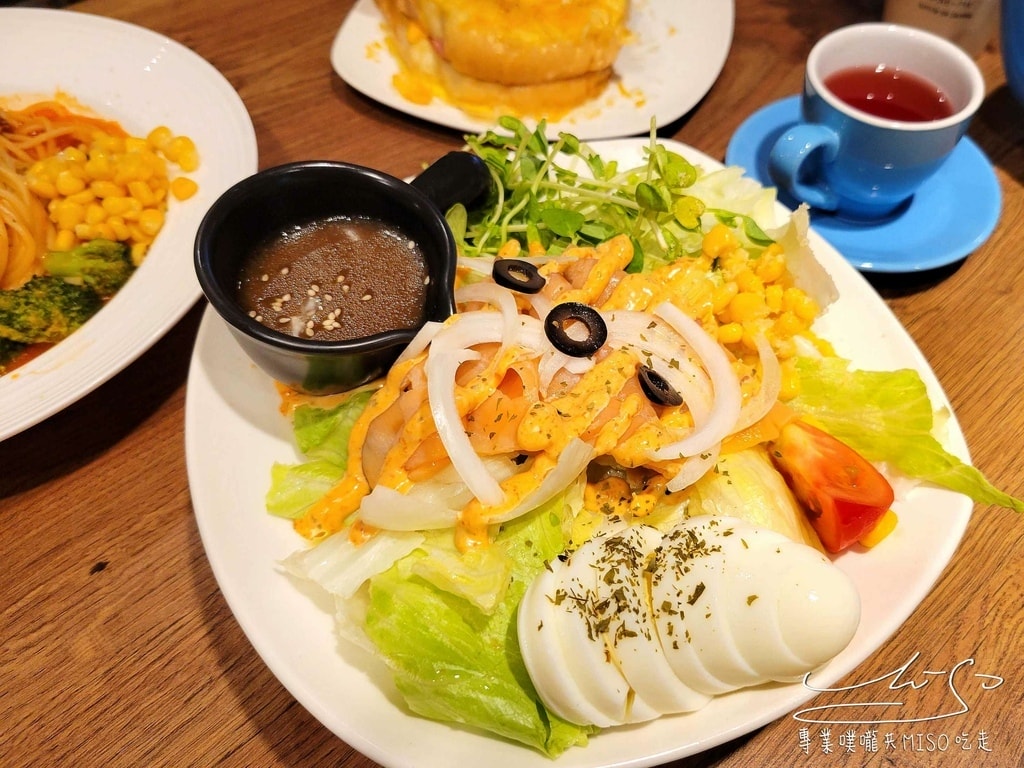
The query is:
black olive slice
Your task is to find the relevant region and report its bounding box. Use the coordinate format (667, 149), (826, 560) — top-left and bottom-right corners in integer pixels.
(544, 302), (607, 357)
(492, 258), (545, 294)
(638, 365), (684, 407)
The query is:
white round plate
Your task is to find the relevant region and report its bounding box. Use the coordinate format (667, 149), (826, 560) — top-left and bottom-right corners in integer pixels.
(330, 0), (735, 140)
(0, 8), (258, 441)
(185, 139), (972, 768)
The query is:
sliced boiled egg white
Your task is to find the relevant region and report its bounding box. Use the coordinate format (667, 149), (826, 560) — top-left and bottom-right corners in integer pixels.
(517, 565), (613, 727)
(545, 536), (643, 726)
(581, 525), (711, 717)
(653, 517), (860, 687)
(650, 520), (765, 691)
(517, 515), (861, 727)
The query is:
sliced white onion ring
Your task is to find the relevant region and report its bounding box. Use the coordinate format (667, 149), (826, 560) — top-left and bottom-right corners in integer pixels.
(425, 347), (506, 506)
(395, 320), (443, 365)
(649, 302), (742, 460)
(486, 438), (594, 524)
(357, 485), (460, 531)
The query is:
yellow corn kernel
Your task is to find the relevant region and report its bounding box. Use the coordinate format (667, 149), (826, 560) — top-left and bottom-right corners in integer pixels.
(176, 148), (200, 173)
(74, 223), (96, 240)
(65, 189), (96, 206)
(92, 133), (125, 154)
(55, 169), (86, 196)
(164, 135), (196, 164)
(107, 215), (131, 241)
(497, 239), (521, 258)
(127, 180), (157, 207)
(53, 228), (77, 252)
(127, 224), (149, 243)
(711, 281), (738, 314)
(61, 146), (88, 164)
(735, 267), (763, 294)
(755, 248), (786, 284)
(859, 509), (898, 548)
(130, 242), (150, 266)
(774, 310), (805, 338)
(94, 222), (116, 240)
(783, 287), (818, 321)
(125, 136), (148, 153)
(772, 336), (796, 360)
(727, 291), (766, 324)
(27, 176), (59, 199)
(717, 321), (744, 345)
(84, 154), (115, 181)
(91, 179), (125, 199)
(147, 125), (174, 151)
(169, 176), (198, 201)
(794, 294), (819, 322)
(53, 200), (86, 232)
(114, 153), (153, 184)
(778, 359), (801, 400)
(702, 223), (740, 259)
(137, 208), (165, 237)
(102, 195), (142, 217)
(84, 202), (107, 226)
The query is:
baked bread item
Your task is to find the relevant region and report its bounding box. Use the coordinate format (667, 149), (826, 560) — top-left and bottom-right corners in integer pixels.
(375, 0), (631, 119)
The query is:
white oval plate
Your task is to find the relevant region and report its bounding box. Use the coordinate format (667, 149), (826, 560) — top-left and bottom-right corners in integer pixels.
(185, 139), (972, 768)
(330, 0), (735, 140)
(0, 8), (258, 441)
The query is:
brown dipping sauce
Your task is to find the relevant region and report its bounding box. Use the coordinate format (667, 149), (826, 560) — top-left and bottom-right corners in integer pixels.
(237, 216), (429, 342)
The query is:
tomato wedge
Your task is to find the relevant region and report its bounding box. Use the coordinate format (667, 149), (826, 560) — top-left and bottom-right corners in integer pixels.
(769, 419), (895, 553)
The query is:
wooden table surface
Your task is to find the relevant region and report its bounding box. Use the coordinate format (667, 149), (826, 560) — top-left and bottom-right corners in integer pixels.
(3, 1), (1023, 766)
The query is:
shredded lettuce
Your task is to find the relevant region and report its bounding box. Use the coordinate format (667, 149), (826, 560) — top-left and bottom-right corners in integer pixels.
(791, 356), (1024, 512)
(363, 485), (594, 756)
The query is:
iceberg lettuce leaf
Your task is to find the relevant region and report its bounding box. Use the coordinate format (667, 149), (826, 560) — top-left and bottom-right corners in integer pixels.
(363, 489), (594, 756)
(791, 357), (1023, 512)
(266, 391), (373, 518)
(266, 459), (345, 519)
(292, 389), (374, 465)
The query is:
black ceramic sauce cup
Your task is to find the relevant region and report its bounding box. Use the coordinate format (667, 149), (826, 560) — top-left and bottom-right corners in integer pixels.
(194, 152), (491, 394)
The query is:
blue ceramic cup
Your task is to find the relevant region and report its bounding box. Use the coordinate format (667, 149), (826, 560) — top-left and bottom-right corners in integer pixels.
(1003, 0), (1024, 104)
(769, 23), (984, 220)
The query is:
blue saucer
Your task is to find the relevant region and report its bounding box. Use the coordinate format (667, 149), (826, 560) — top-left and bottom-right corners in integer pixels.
(725, 96), (1001, 274)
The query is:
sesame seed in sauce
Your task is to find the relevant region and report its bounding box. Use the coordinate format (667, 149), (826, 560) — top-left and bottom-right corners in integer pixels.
(237, 216), (429, 342)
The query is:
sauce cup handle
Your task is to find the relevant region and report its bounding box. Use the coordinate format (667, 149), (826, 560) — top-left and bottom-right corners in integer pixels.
(409, 151), (493, 214)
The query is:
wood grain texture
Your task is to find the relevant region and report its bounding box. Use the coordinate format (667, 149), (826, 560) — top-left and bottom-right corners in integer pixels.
(2, 1), (1022, 766)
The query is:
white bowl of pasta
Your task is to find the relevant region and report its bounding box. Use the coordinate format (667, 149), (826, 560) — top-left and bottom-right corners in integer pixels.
(0, 8), (258, 440)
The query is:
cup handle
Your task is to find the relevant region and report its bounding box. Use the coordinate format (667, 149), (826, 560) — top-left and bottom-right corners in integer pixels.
(768, 124), (840, 211)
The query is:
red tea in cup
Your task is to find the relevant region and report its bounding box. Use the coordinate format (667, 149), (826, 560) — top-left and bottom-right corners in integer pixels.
(824, 65), (955, 121)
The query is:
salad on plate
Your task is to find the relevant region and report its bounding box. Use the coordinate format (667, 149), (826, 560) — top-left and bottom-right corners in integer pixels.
(256, 118), (1022, 757)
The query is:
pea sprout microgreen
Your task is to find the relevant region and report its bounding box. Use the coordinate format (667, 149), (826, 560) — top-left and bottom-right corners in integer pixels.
(450, 116), (776, 271)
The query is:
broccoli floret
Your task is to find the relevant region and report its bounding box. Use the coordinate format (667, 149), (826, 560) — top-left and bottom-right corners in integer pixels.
(0, 276), (103, 344)
(0, 336), (27, 374)
(42, 239), (135, 298)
